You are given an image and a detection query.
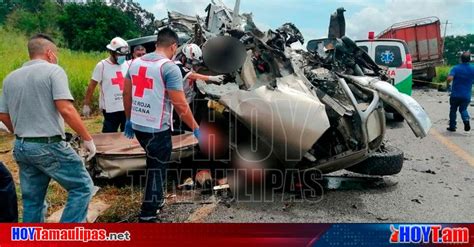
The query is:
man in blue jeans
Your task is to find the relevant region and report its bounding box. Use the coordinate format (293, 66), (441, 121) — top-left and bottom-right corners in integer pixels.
(123, 28), (200, 222)
(447, 51), (474, 132)
(0, 34), (97, 222)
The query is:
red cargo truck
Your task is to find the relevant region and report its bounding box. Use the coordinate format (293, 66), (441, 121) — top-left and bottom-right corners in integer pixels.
(377, 17), (444, 82)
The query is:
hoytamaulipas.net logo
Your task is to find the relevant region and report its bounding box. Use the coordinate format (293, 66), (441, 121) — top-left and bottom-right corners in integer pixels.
(390, 224), (469, 244)
(11, 227), (131, 242)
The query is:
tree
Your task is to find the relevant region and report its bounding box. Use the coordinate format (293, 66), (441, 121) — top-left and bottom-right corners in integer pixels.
(0, 0), (17, 24)
(58, 1), (141, 51)
(0, 0), (51, 24)
(110, 0), (156, 36)
(444, 34), (474, 65)
(5, 1), (63, 40)
(18, 0), (50, 12)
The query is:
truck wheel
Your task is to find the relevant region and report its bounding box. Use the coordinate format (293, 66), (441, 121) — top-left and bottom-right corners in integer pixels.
(346, 145), (404, 176)
(426, 66), (436, 82)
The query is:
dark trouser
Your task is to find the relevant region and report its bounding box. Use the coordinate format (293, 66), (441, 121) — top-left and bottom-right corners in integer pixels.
(135, 129), (172, 218)
(449, 97), (471, 129)
(102, 110), (126, 133)
(0, 162), (18, 222)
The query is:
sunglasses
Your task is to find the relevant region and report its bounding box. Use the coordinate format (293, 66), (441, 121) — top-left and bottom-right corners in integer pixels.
(115, 46), (130, 55)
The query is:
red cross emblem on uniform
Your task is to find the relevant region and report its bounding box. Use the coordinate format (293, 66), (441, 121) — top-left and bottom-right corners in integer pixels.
(111, 71), (124, 91)
(132, 66), (153, 97)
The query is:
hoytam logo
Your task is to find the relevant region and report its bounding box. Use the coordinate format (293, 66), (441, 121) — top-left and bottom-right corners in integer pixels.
(390, 225), (469, 244)
(11, 227), (131, 242)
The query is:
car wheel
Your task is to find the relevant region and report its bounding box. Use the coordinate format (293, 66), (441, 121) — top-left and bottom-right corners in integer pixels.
(346, 144), (404, 176)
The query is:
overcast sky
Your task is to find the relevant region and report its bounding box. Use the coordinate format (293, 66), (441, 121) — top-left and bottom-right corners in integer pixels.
(136, 0), (473, 40)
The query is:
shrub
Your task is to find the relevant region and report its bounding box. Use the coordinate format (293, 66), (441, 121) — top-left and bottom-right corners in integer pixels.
(434, 66), (452, 83)
(5, 1), (63, 42)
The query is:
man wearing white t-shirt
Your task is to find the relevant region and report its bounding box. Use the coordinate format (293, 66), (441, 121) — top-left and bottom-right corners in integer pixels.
(83, 37), (130, 133)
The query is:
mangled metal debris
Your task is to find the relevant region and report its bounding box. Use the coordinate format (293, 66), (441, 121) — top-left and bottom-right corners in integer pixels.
(79, 0), (431, 179)
(189, 0), (430, 174)
(83, 132), (197, 179)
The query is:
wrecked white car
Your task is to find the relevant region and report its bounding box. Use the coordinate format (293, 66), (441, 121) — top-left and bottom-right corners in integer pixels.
(82, 1), (431, 179)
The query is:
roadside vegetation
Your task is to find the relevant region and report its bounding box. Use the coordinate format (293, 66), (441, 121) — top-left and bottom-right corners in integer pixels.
(443, 34), (474, 65)
(434, 65), (452, 83)
(0, 0), (156, 110)
(0, 28), (104, 110)
(0, 0), (155, 52)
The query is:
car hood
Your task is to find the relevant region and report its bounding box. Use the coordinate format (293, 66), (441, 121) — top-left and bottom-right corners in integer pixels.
(216, 75), (331, 165)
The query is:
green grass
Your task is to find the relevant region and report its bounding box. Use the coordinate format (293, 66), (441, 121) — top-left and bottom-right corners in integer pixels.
(0, 27), (106, 110)
(0, 28), (29, 82)
(434, 65), (452, 83)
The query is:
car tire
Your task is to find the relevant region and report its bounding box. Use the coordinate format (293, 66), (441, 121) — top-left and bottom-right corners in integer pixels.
(346, 145), (404, 176)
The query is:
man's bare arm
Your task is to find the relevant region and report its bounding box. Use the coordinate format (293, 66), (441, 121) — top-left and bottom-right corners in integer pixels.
(168, 90), (199, 130)
(188, 72), (224, 83)
(123, 78), (133, 119)
(83, 79), (98, 106)
(55, 100), (92, 141)
(0, 113), (14, 133)
(446, 75), (454, 84)
(188, 72), (210, 81)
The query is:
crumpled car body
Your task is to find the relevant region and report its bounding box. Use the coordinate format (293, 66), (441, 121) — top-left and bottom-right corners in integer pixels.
(194, 1), (431, 173)
(85, 1), (431, 178)
(191, 2), (429, 173)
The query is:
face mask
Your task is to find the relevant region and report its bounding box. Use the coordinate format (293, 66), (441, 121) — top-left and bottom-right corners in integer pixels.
(117, 55), (126, 65)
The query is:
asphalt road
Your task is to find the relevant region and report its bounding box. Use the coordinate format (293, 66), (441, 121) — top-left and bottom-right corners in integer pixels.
(172, 88), (474, 223)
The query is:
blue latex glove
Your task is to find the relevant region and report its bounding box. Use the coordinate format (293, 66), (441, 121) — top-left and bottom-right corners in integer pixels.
(193, 128), (201, 140)
(124, 120), (135, 139)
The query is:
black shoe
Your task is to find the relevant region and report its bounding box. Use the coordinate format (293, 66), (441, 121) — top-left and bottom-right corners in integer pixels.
(447, 127), (456, 132)
(138, 216), (160, 223)
(464, 121), (471, 131)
